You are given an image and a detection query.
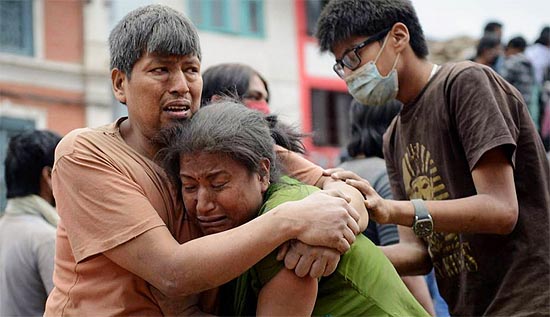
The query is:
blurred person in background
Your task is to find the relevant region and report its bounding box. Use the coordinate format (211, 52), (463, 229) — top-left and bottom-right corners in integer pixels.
(202, 62), (309, 174)
(482, 21), (505, 73)
(0, 130), (61, 316)
(473, 35), (502, 68)
(501, 36), (537, 128)
(526, 26), (550, 150)
(338, 99), (449, 317)
(526, 26), (550, 86)
(202, 63), (270, 114)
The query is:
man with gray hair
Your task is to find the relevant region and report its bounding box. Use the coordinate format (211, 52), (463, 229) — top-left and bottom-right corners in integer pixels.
(45, 4), (363, 316)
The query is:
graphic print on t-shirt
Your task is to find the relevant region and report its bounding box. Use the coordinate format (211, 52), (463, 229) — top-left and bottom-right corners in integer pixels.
(402, 142), (478, 278)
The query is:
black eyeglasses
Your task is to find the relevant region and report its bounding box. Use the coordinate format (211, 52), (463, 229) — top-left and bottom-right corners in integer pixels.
(333, 28), (391, 78)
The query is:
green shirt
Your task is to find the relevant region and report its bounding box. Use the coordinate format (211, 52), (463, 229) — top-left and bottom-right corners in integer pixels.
(230, 176), (429, 316)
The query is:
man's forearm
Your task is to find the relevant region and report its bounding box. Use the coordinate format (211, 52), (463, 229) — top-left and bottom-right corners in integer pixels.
(379, 226), (432, 275)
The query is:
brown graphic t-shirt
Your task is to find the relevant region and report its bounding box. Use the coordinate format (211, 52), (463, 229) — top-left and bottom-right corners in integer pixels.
(383, 61), (550, 316)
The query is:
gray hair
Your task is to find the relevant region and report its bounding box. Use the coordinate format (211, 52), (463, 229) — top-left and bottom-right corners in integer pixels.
(109, 4), (202, 78)
(156, 99), (281, 188)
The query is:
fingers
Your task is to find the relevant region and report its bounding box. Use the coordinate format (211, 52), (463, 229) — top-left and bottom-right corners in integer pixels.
(346, 179), (375, 196)
(322, 251), (340, 276)
(342, 226), (357, 247)
(320, 188), (351, 203)
(276, 241), (290, 261)
(330, 170), (364, 182)
(322, 167), (345, 176)
(344, 203), (361, 229)
(283, 242), (301, 271)
(309, 257), (328, 278)
(294, 254), (316, 278)
(335, 236), (351, 254)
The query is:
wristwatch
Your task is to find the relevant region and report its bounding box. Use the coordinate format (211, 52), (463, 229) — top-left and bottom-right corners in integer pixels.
(411, 199), (433, 237)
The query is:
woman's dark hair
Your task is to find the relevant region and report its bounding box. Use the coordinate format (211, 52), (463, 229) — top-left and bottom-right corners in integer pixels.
(201, 63), (269, 106)
(535, 26), (550, 46)
(156, 99), (306, 190)
(316, 0), (429, 59)
(347, 99), (402, 159)
(264, 114), (305, 154)
(5, 130), (62, 198)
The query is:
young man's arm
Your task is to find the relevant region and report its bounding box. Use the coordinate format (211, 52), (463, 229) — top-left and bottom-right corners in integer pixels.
(333, 146), (518, 234)
(256, 268), (317, 316)
(103, 189), (360, 297)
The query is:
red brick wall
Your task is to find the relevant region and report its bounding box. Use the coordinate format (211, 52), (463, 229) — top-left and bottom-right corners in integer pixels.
(44, 0), (83, 63)
(0, 82), (86, 136)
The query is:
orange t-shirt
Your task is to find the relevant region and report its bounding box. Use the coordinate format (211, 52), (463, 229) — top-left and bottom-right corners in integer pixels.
(45, 119), (204, 316)
(275, 146), (323, 186)
(45, 118), (323, 316)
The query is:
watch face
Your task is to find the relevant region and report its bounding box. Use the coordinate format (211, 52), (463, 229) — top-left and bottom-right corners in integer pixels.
(414, 219), (433, 237)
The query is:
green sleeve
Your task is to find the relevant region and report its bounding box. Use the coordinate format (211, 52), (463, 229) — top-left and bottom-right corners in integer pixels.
(250, 177), (319, 291)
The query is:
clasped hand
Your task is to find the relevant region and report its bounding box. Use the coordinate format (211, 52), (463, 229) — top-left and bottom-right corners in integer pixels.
(323, 168), (392, 224)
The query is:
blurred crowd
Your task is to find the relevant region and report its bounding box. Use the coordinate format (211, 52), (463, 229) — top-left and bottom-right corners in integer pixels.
(471, 22), (550, 151)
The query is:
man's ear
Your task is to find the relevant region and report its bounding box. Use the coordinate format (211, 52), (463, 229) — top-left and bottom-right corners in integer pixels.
(258, 158), (271, 193)
(390, 22), (410, 54)
(40, 166), (54, 205)
(111, 68), (127, 105)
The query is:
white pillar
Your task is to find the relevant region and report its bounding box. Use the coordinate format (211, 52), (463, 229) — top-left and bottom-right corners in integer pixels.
(83, 0), (112, 128)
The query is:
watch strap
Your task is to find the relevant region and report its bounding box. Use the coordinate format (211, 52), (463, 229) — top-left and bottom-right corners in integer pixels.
(411, 199), (430, 220)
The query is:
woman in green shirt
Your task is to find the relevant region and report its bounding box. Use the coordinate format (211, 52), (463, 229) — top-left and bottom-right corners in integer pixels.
(157, 100), (429, 316)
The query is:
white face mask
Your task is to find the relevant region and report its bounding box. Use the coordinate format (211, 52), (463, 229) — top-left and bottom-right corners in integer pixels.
(345, 35), (400, 106)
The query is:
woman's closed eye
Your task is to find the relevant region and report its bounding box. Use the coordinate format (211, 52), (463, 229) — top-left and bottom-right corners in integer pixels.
(211, 182), (229, 190)
(182, 184), (197, 193)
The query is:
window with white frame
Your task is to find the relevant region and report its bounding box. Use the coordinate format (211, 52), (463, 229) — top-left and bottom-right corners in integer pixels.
(0, 0), (33, 56)
(0, 117), (35, 212)
(188, 0), (264, 37)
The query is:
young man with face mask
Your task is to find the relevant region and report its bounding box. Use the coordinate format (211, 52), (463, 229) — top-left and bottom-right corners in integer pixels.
(317, 0), (550, 316)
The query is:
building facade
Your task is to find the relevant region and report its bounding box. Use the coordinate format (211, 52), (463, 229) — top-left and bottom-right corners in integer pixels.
(0, 0), (112, 209)
(0, 0), (350, 208)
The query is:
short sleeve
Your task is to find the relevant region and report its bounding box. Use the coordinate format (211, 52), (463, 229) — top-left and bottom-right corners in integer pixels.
(383, 120), (407, 200)
(52, 153), (166, 262)
(275, 145), (323, 186)
(448, 66), (518, 170)
(252, 180), (319, 288)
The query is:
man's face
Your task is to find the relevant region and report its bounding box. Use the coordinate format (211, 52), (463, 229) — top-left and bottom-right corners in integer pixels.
(113, 52), (202, 139)
(180, 152), (269, 235)
(331, 33), (395, 79)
